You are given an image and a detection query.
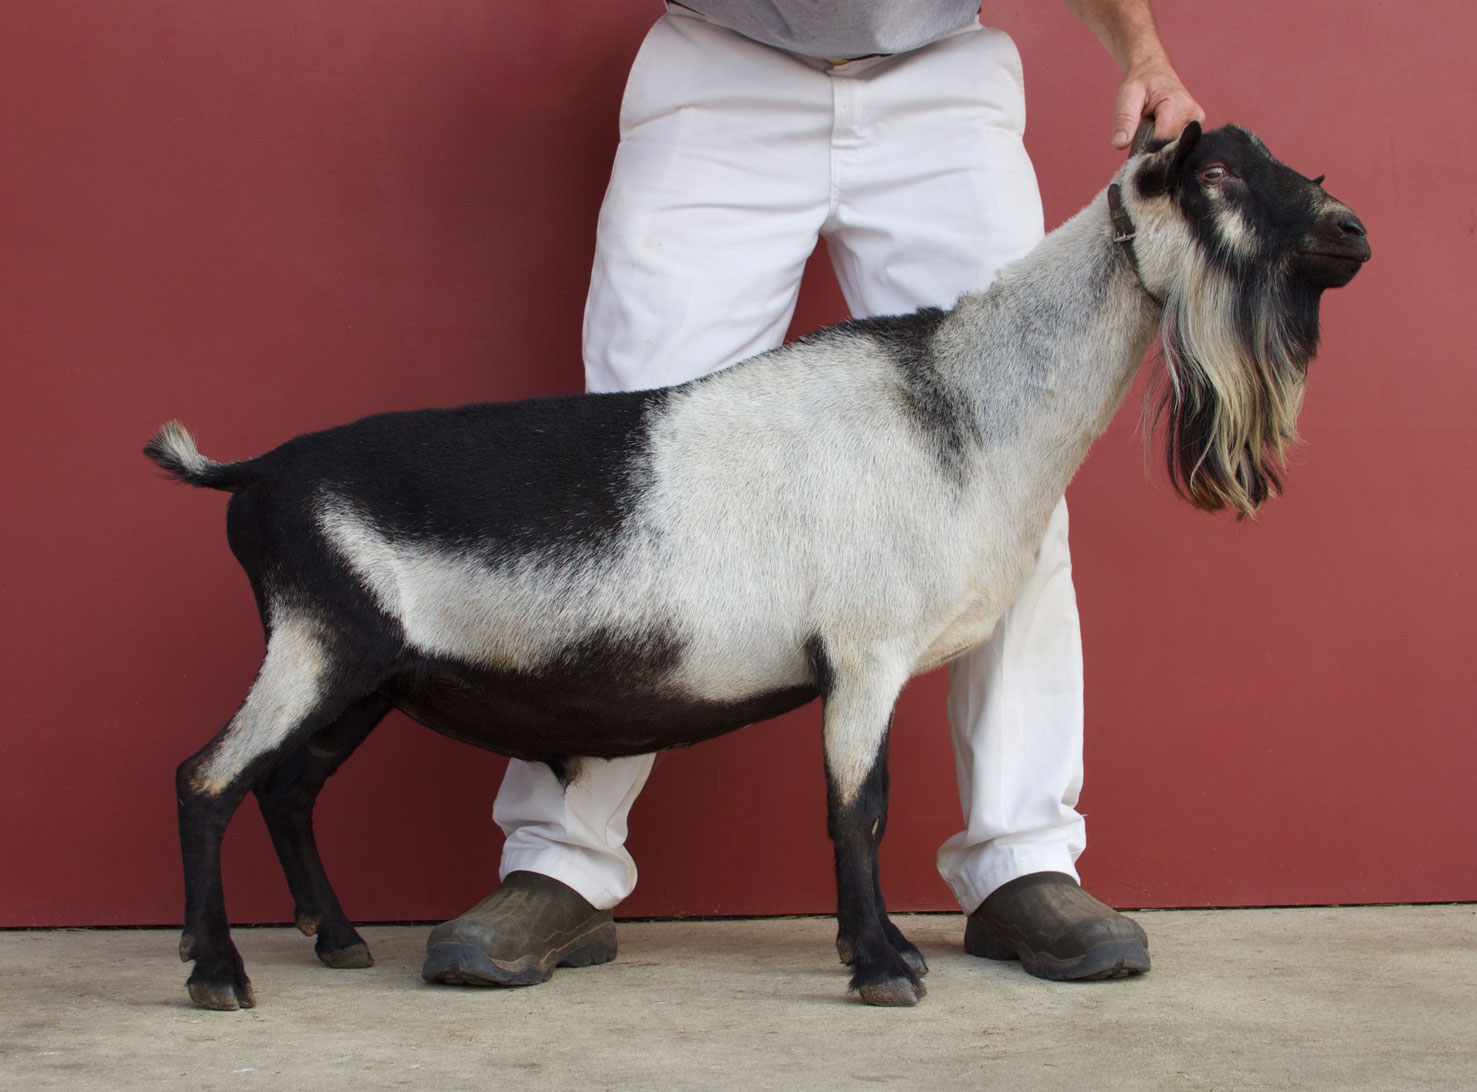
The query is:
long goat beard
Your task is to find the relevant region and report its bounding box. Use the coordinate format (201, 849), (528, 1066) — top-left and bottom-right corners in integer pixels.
(1150, 255), (1317, 518)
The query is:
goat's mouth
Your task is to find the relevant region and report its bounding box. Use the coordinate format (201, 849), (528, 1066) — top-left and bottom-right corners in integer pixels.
(1298, 240), (1372, 263)
(1294, 239), (1370, 287)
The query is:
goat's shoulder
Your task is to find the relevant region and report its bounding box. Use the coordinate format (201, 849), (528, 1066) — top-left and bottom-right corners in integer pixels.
(803, 306), (949, 355)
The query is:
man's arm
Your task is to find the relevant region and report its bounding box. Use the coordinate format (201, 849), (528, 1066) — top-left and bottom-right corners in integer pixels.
(1062, 0), (1205, 147)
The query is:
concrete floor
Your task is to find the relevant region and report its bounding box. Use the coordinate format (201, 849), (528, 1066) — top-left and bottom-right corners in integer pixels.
(1, 907), (1473, 1091)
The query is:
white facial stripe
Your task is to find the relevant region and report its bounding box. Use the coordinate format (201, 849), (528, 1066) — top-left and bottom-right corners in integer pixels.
(1212, 201), (1256, 259)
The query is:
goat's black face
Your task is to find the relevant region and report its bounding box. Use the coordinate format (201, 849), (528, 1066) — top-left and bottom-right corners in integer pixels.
(1132, 123), (1370, 517)
(1137, 122), (1371, 289)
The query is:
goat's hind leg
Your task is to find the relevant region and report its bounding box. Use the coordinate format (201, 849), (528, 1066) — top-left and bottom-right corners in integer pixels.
(254, 693), (392, 970)
(822, 658), (924, 1006)
(176, 753), (256, 1011)
(177, 616), (374, 1010)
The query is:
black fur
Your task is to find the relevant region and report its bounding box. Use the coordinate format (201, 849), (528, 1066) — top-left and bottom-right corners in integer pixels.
(254, 694), (391, 968)
(827, 723), (925, 1002)
(383, 642), (820, 767)
(241, 391), (668, 559)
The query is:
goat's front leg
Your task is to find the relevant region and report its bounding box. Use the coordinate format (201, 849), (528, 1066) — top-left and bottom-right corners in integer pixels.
(821, 656), (924, 1006)
(835, 777), (928, 981)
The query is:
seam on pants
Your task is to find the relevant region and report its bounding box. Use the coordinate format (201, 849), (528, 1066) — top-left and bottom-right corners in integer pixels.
(825, 75), (844, 228)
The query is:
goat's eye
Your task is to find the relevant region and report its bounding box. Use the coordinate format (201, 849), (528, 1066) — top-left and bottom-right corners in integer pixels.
(1200, 166), (1228, 183)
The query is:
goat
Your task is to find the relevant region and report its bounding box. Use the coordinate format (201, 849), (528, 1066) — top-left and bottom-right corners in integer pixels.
(146, 123), (1368, 1010)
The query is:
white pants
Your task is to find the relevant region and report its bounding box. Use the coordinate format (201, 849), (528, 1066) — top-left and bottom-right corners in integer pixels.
(494, 8), (1087, 915)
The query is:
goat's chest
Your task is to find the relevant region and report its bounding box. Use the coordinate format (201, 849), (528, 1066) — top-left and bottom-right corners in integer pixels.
(915, 604), (1005, 673)
(909, 509), (1052, 673)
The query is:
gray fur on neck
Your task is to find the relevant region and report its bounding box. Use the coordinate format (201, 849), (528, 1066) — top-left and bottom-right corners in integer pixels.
(934, 192), (1162, 497)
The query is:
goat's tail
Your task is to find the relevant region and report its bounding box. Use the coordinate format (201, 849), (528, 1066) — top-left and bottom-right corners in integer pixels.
(143, 421), (249, 492)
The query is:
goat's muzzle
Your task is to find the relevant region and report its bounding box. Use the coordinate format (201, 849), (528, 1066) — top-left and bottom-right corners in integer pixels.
(1295, 204), (1371, 288)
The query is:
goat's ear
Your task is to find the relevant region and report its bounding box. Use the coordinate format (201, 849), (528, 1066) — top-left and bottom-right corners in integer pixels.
(1134, 120), (1203, 199)
(1167, 121), (1202, 179)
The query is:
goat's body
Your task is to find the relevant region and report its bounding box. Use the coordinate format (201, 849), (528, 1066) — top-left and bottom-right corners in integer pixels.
(148, 124), (1368, 1010)
(197, 220), (1152, 782)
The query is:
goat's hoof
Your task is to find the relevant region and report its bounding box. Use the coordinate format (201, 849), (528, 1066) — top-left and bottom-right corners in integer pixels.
(187, 972), (256, 1011)
(309, 916), (373, 968)
(186, 943), (256, 1011)
(317, 940), (373, 969)
(858, 977), (925, 1007)
(899, 946), (928, 978)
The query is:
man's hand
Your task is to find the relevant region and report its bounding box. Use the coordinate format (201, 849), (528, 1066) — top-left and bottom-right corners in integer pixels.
(1111, 57), (1203, 148)
(1062, 0), (1206, 147)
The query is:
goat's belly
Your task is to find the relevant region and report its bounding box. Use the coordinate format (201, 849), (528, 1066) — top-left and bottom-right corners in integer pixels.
(379, 661), (820, 763)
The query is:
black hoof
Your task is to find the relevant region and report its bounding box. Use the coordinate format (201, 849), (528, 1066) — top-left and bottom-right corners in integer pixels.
(319, 945), (375, 969)
(849, 942), (927, 1008)
(187, 969), (256, 1011)
(185, 939), (256, 1011)
(313, 919), (374, 969)
(898, 944), (929, 978)
(857, 976), (925, 1006)
(317, 939), (374, 969)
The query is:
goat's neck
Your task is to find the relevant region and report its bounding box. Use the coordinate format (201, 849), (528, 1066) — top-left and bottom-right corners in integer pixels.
(946, 192), (1162, 499)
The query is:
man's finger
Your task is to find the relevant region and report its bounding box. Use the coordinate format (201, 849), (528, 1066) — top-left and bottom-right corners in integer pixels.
(1111, 81), (1147, 148)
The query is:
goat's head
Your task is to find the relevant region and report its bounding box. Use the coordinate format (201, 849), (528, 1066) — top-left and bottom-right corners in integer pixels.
(1119, 122), (1370, 516)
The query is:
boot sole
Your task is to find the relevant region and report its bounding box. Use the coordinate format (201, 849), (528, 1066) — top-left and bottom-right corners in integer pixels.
(966, 932), (1150, 981)
(421, 922), (617, 987)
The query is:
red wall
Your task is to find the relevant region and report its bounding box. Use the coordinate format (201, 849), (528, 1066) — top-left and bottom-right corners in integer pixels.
(2, 1), (1473, 927)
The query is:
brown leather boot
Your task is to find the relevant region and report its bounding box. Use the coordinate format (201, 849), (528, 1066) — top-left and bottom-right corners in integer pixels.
(964, 871), (1150, 981)
(421, 871), (617, 986)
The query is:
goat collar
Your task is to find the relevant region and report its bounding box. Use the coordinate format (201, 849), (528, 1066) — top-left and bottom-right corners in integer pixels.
(1108, 120), (1165, 307)
(1106, 182), (1159, 305)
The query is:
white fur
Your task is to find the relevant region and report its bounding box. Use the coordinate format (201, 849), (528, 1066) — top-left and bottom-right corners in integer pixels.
(317, 204), (1163, 805)
(196, 611), (329, 793)
(282, 133), (1331, 805)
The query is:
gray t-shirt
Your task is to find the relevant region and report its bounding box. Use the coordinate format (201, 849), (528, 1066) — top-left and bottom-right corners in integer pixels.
(678, 1), (980, 59)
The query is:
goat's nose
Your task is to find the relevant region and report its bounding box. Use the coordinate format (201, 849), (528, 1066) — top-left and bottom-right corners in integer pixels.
(1337, 213), (1367, 239)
